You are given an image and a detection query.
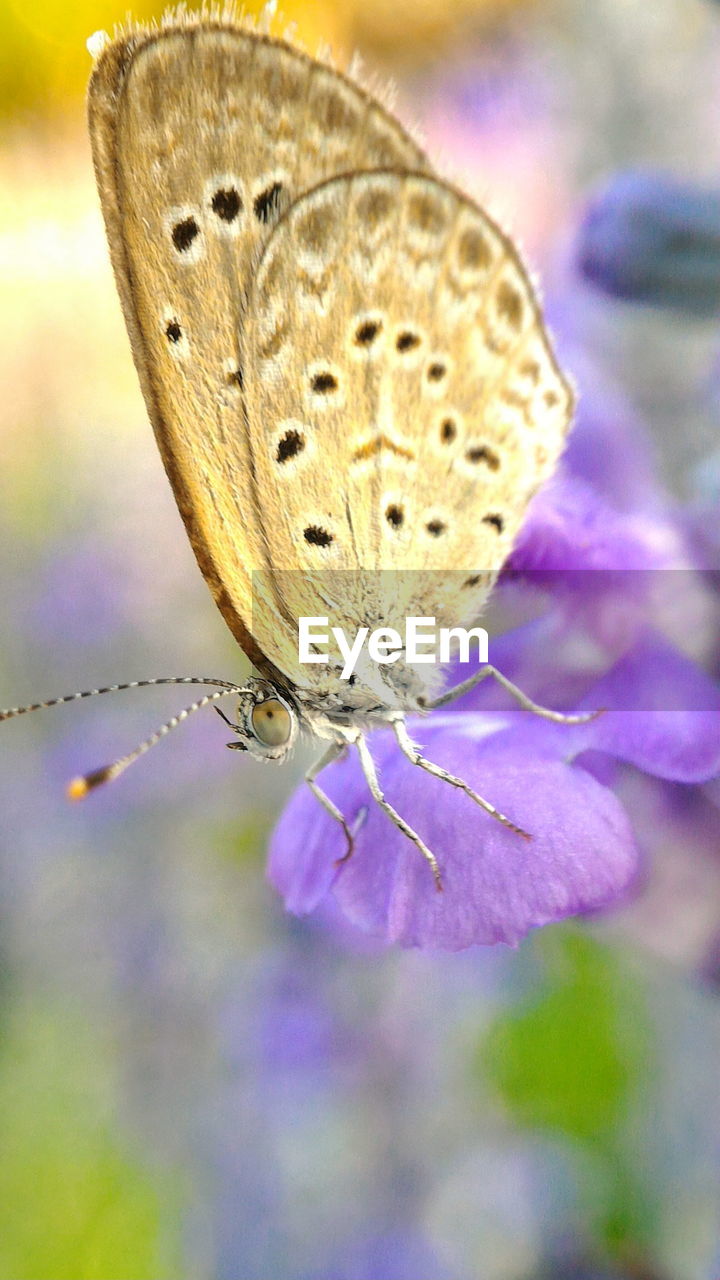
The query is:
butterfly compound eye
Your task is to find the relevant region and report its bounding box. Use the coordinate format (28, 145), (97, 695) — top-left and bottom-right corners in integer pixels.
(250, 699), (292, 748)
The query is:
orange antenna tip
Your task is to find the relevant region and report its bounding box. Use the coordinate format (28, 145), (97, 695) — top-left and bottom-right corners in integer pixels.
(66, 765), (114, 800)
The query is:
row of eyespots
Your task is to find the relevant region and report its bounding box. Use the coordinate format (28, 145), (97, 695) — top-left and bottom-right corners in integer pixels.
(437, 418), (500, 470)
(384, 505), (503, 536)
(163, 323), (500, 481)
(312, 347), (534, 472)
(300, 512), (504, 550)
(454, 230), (528, 336)
(300, 516), (450, 546)
(310, 359), (447, 396)
(383, 506), (504, 538)
(170, 182), (284, 254)
(384, 505), (445, 537)
(308, 357), (446, 402)
(455, 234), (529, 334)
(303, 370), (501, 471)
(352, 317), (446, 370)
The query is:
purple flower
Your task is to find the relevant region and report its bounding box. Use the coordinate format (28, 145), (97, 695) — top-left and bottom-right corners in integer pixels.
(576, 171), (720, 316)
(504, 469), (696, 656)
(269, 627), (720, 949)
(268, 423), (720, 956)
(509, 470), (679, 579)
(270, 713), (639, 950)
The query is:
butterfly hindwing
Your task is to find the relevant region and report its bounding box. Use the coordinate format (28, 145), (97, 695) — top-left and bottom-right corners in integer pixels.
(241, 171), (573, 689)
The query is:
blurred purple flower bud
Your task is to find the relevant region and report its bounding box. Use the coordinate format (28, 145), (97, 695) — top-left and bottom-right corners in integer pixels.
(577, 171), (720, 316)
(310, 1229), (457, 1280)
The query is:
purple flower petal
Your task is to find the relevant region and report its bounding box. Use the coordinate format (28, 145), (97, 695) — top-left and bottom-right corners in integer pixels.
(571, 631), (720, 780)
(268, 619), (720, 951)
(558, 348), (662, 512)
(456, 627), (720, 782)
(500, 469), (705, 657)
(508, 471), (674, 577)
(269, 718), (639, 950)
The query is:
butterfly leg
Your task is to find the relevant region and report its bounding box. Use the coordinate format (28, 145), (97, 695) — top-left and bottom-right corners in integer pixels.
(392, 718), (531, 841)
(306, 741), (356, 863)
(355, 734), (443, 891)
(424, 664), (602, 724)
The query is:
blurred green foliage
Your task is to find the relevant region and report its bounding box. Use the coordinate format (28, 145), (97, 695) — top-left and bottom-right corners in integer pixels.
(482, 927), (657, 1256)
(214, 811), (275, 868)
(0, 993), (184, 1280)
(485, 928), (649, 1141)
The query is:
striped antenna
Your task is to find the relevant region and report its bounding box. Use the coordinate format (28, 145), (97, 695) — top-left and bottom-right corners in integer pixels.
(0, 675), (248, 799)
(66, 688), (238, 799)
(0, 676), (241, 723)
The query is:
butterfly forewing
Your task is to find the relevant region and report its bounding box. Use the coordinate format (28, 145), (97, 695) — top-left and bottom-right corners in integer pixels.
(87, 18), (430, 675)
(241, 171), (573, 689)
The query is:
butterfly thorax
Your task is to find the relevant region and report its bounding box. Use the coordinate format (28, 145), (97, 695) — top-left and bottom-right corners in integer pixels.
(290, 656), (441, 740)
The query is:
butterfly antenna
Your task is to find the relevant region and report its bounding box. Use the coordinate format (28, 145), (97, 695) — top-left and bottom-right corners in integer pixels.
(0, 676), (241, 723)
(67, 688), (238, 799)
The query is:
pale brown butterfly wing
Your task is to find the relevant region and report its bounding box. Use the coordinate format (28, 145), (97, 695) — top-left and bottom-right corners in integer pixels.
(87, 17), (429, 674)
(241, 171), (573, 690)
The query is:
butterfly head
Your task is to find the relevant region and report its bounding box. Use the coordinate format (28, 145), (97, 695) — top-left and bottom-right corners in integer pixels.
(222, 679), (298, 762)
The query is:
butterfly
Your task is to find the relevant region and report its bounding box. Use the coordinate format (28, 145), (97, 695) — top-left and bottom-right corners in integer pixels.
(1, 10), (587, 889)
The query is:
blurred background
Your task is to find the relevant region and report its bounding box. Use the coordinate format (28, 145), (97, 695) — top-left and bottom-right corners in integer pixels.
(1, 0), (720, 1276)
